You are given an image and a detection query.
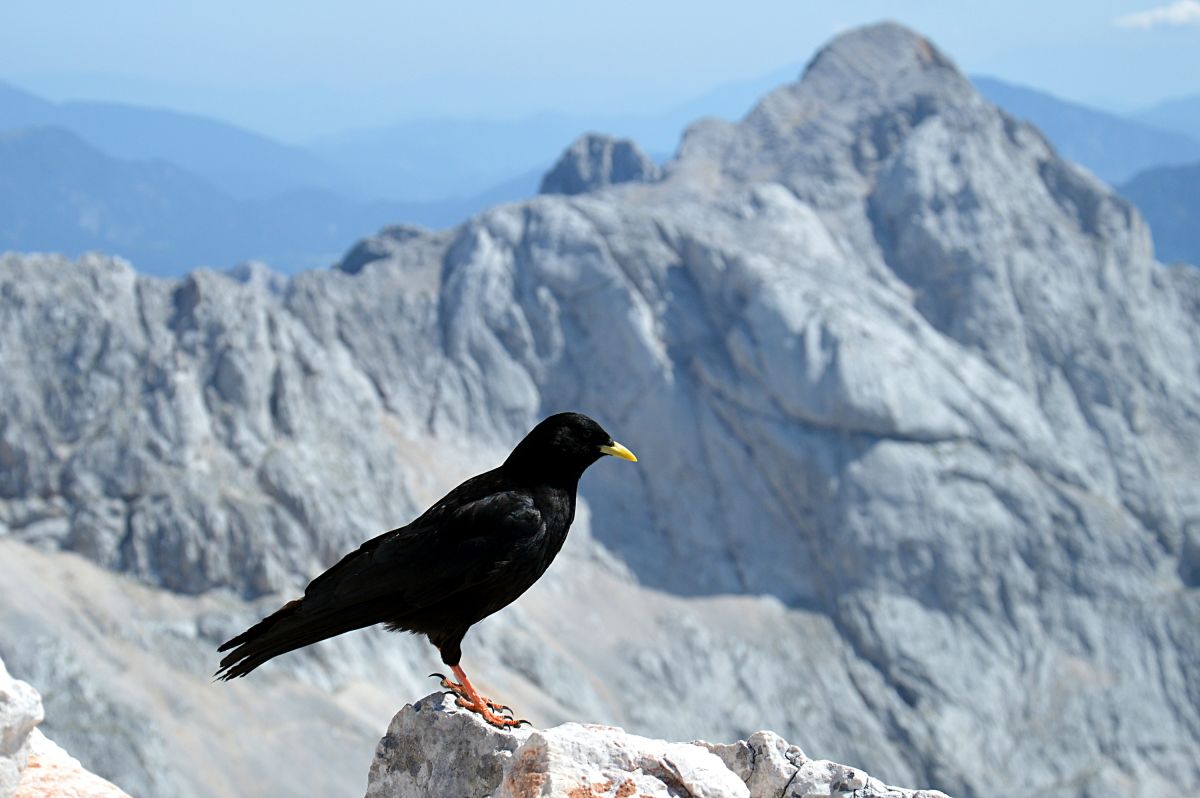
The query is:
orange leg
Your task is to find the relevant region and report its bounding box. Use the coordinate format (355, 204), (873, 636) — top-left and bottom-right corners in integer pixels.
(431, 672), (509, 712)
(440, 665), (525, 729)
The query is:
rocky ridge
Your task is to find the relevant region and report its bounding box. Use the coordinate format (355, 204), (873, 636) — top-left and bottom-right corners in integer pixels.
(366, 693), (950, 798)
(1, 21), (1198, 798)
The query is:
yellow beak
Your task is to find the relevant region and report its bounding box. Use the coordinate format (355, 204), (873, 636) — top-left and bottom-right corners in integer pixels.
(599, 441), (638, 462)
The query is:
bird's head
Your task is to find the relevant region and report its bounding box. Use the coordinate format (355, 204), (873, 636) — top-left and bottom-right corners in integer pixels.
(503, 412), (637, 484)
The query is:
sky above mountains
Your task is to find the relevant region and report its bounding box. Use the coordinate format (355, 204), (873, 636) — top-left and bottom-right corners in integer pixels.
(3, 0), (1198, 141)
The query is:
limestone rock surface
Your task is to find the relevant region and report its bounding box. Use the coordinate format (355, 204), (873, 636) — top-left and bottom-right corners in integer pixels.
(14, 731), (131, 798)
(366, 694), (951, 798)
(0, 659), (42, 798)
(1, 658), (130, 798)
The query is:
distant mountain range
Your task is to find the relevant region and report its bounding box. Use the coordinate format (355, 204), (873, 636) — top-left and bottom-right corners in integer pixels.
(307, 64), (798, 201)
(1136, 93), (1200, 142)
(0, 81), (351, 200)
(0, 126), (537, 276)
(2, 71), (1199, 275)
(0, 72), (793, 275)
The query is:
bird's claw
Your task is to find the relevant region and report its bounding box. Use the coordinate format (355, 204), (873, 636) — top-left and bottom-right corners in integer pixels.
(453, 696), (526, 729)
(430, 672), (470, 697)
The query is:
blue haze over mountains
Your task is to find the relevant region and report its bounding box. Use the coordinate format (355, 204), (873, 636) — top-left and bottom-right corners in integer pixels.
(1136, 94), (1200, 143)
(972, 77), (1200, 184)
(1, 65), (1199, 275)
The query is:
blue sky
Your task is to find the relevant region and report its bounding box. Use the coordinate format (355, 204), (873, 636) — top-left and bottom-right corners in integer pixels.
(2, 0), (1198, 140)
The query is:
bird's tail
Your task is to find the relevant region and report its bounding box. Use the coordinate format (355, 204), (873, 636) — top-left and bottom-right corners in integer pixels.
(214, 598), (376, 680)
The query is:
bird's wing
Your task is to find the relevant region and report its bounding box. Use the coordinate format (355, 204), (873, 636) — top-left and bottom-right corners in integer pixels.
(300, 484), (543, 615)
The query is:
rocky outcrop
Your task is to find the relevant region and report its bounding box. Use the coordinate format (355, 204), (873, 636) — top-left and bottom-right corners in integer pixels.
(334, 224), (435, 275)
(366, 694), (950, 798)
(1, 660), (42, 798)
(1, 20), (1198, 798)
(1, 658), (129, 798)
(538, 133), (660, 195)
(14, 731), (131, 798)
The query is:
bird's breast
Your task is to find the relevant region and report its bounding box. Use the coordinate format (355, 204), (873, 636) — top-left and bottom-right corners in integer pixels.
(467, 488), (576, 621)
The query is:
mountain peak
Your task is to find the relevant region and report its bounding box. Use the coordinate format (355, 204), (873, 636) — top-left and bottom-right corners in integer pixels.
(671, 20), (978, 207)
(803, 22), (958, 94)
(539, 133), (660, 196)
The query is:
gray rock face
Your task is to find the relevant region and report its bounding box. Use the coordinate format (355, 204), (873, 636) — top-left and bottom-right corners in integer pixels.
(1, 19), (1199, 798)
(367, 693), (950, 798)
(0, 658), (42, 798)
(539, 133), (660, 195)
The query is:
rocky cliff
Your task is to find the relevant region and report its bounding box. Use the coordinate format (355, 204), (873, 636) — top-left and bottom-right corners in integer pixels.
(1, 21), (1198, 798)
(366, 693), (950, 798)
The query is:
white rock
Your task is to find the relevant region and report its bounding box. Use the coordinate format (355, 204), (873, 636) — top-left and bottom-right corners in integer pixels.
(0, 658), (42, 798)
(703, 732), (804, 798)
(14, 731), (131, 798)
(1, 659), (130, 798)
(367, 694), (946, 798)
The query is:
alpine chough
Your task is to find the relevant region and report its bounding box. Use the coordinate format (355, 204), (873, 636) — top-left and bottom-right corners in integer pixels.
(215, 412), (636, 728)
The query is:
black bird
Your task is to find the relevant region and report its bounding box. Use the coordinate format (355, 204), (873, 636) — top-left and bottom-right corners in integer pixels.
(216, 412), (636, 727)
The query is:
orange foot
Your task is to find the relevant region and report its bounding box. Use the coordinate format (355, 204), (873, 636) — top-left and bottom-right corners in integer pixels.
(453, 694), (526, 728)
(430, 673), (511, 714)
(429, 667), (530, 729)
